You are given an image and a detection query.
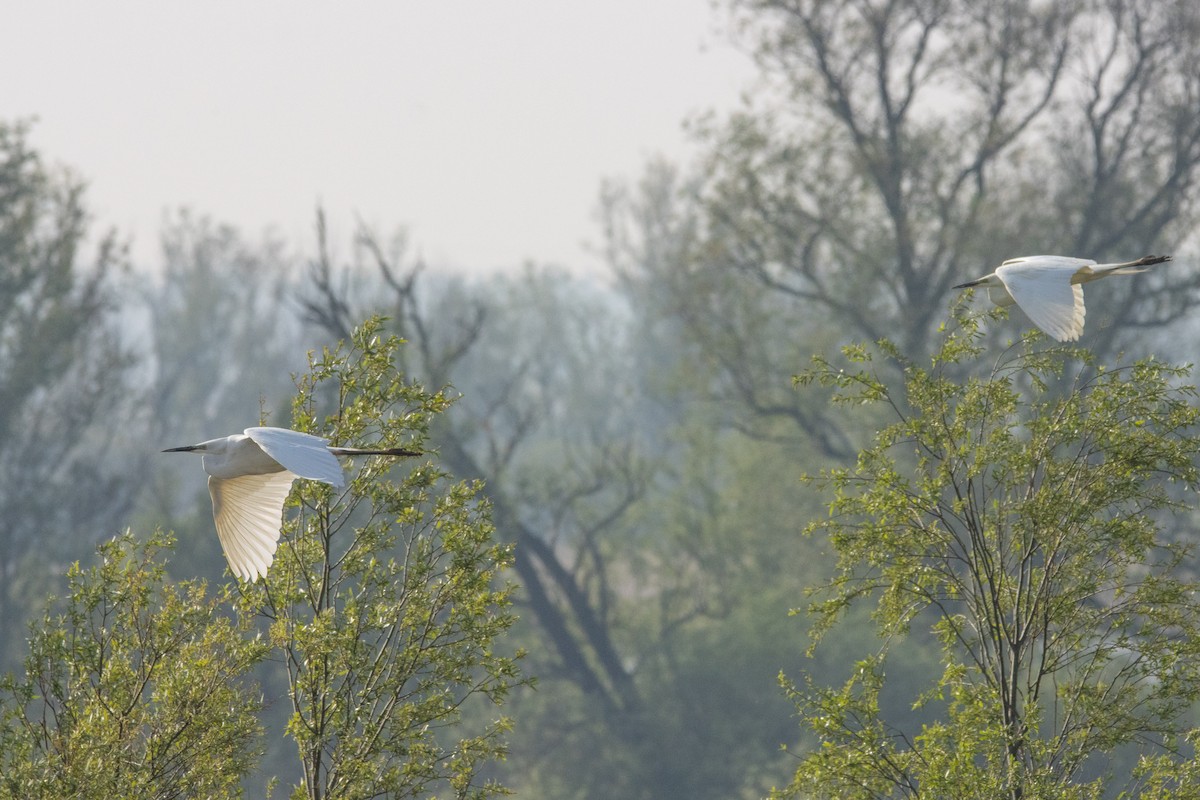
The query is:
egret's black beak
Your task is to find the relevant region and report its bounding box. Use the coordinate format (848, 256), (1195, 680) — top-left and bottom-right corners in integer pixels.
(953, 280), (981, 289)
(162, 444), (201, 453)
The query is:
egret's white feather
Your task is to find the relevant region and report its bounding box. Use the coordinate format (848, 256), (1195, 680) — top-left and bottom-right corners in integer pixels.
(166, 426), (419, 581)
(955, 254), (1170, 342)
(995, 262), (1086, 342)
(209, 471), (298, 581)
(245, 427), (346, 486)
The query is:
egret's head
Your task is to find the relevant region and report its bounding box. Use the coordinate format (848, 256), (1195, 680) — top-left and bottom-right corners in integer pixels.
(162, 437), (228, 455)
(953, 275), (999, 290)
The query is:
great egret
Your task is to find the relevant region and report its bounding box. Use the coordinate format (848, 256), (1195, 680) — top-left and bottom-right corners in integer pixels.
(164, 426), (420, 581)
(954, 254), (1171, 341)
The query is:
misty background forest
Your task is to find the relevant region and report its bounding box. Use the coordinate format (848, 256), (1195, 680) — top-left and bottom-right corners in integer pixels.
(4, 2), (1200, 798)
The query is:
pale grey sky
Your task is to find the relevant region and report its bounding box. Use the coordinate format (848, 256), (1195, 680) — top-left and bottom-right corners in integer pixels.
(2, 2), (754, 274)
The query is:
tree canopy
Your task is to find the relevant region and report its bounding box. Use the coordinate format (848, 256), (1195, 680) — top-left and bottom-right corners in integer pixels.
(780, 309), (1200, 799)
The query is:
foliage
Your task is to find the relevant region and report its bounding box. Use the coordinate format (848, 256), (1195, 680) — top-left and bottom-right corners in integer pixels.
(778, 310), (1200, 799)
(236, 318), (522, 800)
(0, 531), (267, 799)
(0, 120), (140, 660)
(5, 1), (1198, 795)
(0, 319), (522, 799)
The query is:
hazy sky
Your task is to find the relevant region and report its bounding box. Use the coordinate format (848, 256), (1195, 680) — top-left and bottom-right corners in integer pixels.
(2, 2), (755, 275)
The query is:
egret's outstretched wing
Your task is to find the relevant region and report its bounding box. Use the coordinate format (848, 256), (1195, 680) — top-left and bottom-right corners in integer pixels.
(245, 426), (345, 487)
(209, 471), (297, 581)
(1000, 255), (1094, 271)
(995, 262), (1086, 342)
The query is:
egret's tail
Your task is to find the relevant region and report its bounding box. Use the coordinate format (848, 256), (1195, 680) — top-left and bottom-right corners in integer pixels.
(1093, 254), (1172, 276)
(329, 446), (422, 458)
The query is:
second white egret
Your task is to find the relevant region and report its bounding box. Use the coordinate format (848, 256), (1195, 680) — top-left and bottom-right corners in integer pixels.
(164, 426), (420, 581)
(954, 254), (1170, 342)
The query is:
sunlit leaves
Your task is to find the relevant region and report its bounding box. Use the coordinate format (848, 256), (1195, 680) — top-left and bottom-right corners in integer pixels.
(781, 313), (1200, 798)
(250, 317), (521, 800)
(0, 531), (267, 799)
(0, 319), (523, 799)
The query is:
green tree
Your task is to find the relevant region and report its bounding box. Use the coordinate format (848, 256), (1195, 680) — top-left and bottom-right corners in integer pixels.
(240, 319), (522, 799)
(0, 531), (267, 799)
(2, 319), (522, 799)
(0, 120), (140, 657)
(779, 311), (1200, 799)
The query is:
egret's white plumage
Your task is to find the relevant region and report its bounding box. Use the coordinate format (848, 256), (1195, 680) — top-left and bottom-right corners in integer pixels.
(954, 254), (1170, 342)
(164, 426), (419, 581)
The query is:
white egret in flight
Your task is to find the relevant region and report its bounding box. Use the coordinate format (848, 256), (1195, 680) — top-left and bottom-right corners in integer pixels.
(164, 426), (420, 581)
(954, 254), (1171, 342)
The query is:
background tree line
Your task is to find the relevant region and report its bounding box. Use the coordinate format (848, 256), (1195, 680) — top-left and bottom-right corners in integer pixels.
(1, 0), (1199, 796)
